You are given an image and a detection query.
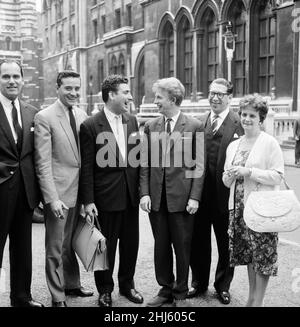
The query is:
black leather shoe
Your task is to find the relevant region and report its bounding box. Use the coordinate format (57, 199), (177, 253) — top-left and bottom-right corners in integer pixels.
(187, 287), (208, 298)
(65, 287), (94, 297)
(217, 291), (231, 305)
(146, 295), (173, 307)
(98, 293), (112, 307)
(120, 288), (144, 304)
(52, 301), (67, 307)
(11, 299), (44, 308)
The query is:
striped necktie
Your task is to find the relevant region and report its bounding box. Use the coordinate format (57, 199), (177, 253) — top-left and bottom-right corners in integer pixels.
(211, 114), (219, 135)
(166, 118), (172, 134)
(11, 101), (23, 154)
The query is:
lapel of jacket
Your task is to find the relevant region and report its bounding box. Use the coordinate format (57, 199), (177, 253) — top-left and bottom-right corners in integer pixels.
(0, 100), (18, 156)
(98, 109), (120, 163)
(203, 111), (211, 129)
(217, 110), (238, 168)
(167, 112), (186, 154)
(121, 113), (130, 155)
(20, 100), (33, 157)
(156, 115), (166, 160)
(55, 100), (79, 162)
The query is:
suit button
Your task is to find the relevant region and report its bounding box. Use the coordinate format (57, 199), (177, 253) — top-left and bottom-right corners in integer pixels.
(10, 171), (14, 175)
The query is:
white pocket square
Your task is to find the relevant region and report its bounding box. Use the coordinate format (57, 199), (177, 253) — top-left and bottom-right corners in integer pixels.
(233, 133), (239, 139)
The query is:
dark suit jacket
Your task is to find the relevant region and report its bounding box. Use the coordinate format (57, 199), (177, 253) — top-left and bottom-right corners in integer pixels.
(80, 109), (140, 211)
(0, 100), (40, 209)
(294, 118), (300, 139)
(200, 110), (243, 213)
(140, 113), (205, 213)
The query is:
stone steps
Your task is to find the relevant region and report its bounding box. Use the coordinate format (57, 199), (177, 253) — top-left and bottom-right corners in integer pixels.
(281, 137), (296, 149)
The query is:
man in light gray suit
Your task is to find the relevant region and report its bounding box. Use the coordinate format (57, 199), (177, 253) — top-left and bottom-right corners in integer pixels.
(34, 71), (93, 307)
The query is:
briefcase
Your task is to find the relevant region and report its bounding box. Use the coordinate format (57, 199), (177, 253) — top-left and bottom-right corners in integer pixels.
(72, 214), (109, 272)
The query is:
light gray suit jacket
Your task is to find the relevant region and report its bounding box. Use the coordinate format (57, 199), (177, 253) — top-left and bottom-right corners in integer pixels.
(34, 100), (87, 208)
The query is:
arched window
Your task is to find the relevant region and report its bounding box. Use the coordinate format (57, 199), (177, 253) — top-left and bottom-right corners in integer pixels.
(196, 7), (219, 96)
(228, 0), (247, 97)
(159, 20), (174, 78)
(110, 55), (118, 74)
(5, 37), (12, 51)
(251, 0), (275, 95)
(178, 16), (193, 98)
(119, 53), (125, 76)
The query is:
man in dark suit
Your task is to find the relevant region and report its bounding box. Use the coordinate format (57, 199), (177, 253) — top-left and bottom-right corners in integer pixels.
(80, 75), (143, 307)
(140, 77), (205, 307)
(188, 78), (243, 304)
(293, 116), (300, 166)
(0, 59), (43, 307)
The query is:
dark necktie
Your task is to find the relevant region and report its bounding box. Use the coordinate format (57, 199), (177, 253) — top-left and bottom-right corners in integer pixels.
(166, 118), (172, 134)
(11, 101), (23, 154)
(68, 106), (78, 148)
(211, 114), (219, 135)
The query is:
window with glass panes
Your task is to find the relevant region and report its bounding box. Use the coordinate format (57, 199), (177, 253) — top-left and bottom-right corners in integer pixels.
(233, 13), (246, 96)
(110, 55), (118, 74)
(178, 17), (193, 98)
(207, 18), (219, 90)
(258, 8), (275, 94)
(184, 31), (193, 97)
(119, 54), (125, 76)
(160, 21), (174, 78)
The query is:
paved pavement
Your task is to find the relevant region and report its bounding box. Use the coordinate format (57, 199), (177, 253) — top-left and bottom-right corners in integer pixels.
(0, 148), (299, 308)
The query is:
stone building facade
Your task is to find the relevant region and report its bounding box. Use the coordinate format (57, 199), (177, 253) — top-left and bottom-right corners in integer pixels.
(41, 0), (300, 117)
(0, 0), (44, 108)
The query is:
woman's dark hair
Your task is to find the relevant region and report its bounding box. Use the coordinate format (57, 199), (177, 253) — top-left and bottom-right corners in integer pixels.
(102, 75), (128, 103)
(239, 93), (269, 123)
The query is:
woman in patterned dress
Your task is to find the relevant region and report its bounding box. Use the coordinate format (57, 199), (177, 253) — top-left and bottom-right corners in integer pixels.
(222, 94), (284, 307)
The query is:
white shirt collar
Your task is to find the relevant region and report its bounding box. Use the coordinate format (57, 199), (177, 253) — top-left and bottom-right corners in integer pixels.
(165, 110), (181, 124)
(211, 107), (229, 122)
(58, 99), (73, 112)
(104, 106), (122, 123)
(0, 92), (20, 109)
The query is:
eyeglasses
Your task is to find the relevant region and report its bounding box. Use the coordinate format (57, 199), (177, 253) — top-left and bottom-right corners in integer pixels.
(208, 91), (228, 99)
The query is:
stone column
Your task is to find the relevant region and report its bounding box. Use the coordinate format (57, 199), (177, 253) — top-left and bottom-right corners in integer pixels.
(196, 28), (204, 99)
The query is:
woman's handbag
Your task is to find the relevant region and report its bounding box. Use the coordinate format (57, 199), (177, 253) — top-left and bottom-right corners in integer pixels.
(72, 214), (109, 272)
(244, 178), (300, 233)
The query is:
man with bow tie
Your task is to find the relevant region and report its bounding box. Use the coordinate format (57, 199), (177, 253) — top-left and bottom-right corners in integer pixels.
(34, 71), (93, 307)
(79, 75), (143, 307)
(0, 59), (44, 307)
(189, 78), (244, 305)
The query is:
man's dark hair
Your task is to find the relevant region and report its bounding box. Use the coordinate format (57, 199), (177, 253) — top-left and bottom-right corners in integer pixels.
(210, 78), (234, 95)
(0, 59), (24, 77)
(57, 70), (81, 88)
(102, 75), (128, 103)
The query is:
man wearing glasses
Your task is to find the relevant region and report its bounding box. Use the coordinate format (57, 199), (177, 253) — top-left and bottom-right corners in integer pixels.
(189, 78), (243, 305)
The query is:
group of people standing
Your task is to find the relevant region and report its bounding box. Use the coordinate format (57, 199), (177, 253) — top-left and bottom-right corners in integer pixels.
(0, 59), (284, 308)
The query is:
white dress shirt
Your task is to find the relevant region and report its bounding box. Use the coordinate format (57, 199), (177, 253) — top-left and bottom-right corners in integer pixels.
(58, 99), (78, 124)
(0, 92), (22, 144)
(164, 111), (181, 133)
(104, 106), (126, 160)
(210, 107), (229, 133)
